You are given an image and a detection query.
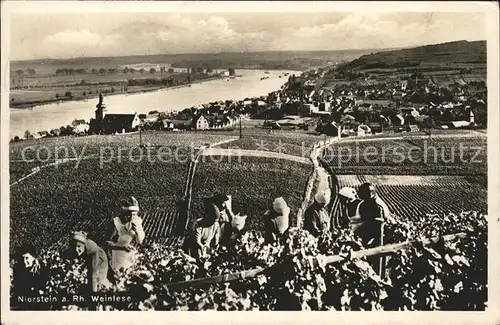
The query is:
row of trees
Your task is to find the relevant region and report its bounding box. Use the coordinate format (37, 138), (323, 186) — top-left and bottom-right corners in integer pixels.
(13, 69), (36, 77)
(16, 66), (221, 78)
(53, 67), (177, 76)
(13, 123), (83, 142)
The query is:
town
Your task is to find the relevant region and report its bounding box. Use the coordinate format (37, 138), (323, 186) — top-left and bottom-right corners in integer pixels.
(14, 59), (486, 141)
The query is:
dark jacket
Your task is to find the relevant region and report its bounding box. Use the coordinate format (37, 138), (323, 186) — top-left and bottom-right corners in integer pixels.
(263, 210), (289, 244)
(304, 202), (331, 237)
(357, 198), (384, 246)
(11, 258), (50, 310)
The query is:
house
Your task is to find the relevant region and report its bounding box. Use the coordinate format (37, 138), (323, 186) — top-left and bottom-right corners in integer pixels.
(357, 102), (373, 112)
(51, 128), (61, 136)
(193, 115), (210, 130)
(303, 102), (331, 116)
(317, 121), (340, 137)
(73, 123), (90, 135)
(145, 113), (159, 123)
(154, 120), (174, 130)
(408, 124), (420, 132)
(469, 110), (475, 124)
(395, 113), (405, 126)
(102, 113), (141, 134)
(449, 121), (471, 129)
(357, 124), (371, 137)
(317, 102), (331, 114)
(401, 107), (420, 117)
(299, 103), (315, 117)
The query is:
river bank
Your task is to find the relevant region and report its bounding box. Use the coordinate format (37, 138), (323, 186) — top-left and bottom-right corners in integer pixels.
(10, 69), (299, 139)
(10, 75), (226, 110)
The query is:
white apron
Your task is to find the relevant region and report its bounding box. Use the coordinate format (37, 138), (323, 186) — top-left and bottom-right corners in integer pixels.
(110, 217), (142, 273)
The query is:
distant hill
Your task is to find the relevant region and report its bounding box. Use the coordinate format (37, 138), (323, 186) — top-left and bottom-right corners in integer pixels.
(348, 40), (486, 70)
(11, 49), (385, 72)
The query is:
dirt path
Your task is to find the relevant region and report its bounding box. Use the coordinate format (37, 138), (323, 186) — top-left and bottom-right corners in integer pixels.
(200, 148), (311, 164)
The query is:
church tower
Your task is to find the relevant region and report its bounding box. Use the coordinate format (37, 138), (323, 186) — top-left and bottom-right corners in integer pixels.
(95, 92), (106, 122)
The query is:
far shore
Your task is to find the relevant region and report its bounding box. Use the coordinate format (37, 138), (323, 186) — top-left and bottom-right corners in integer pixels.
(10, 75), (227, 110)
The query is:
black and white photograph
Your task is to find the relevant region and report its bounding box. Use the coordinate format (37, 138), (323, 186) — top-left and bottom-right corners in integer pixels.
(1, 0), (498, 319)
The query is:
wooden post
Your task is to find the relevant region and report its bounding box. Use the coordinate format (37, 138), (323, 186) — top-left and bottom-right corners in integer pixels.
(379, 221), (385, 277)
(239, 115), (242, 139)
(139, 125), (142, 147)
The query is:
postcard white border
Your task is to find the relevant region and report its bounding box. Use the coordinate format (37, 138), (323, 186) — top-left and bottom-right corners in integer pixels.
(1, 1), (499, 324)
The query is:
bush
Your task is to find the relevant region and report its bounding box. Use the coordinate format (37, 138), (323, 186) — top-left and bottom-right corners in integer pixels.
(10, 211), (487, 311)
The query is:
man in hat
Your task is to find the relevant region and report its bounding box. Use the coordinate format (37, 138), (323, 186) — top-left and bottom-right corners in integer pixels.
(71, 231), (111, 293)
(263, 197), (290, 244)
(357, 183), (392, 276)
(304, 188), (332, 237)
(106, 196), (145, 277)
(338, 187), (364, 232)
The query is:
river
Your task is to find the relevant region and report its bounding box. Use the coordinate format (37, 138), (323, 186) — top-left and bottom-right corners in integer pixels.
(9, 69), (300, 139)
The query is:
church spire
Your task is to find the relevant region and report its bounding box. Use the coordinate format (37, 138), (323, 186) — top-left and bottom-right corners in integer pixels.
(95, 92), (106, 122)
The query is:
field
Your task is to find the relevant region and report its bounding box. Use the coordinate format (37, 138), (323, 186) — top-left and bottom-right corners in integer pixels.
(349, 40), (486, 70)
(9, 130), (317, 253)
(10, 131), (237, 160)
(9, 131), (240, 253)
(322, 135), (487, 179)
(9, 158), (189, 254)
(190, 156), (313, 231)
(10, 72), (218, 108)
(330, 174), (487, 222)
(342, 40), (487, 87)
(218, 134), (320, 157)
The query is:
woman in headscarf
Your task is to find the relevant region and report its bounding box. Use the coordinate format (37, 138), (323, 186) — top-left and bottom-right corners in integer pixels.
(192, 194), (229, 258)
(106, 196), (145, 278)
(218, 197), (248, 247)
(304, 188), (332, 237)
(184, 193), (228, 259)
(338, 187), (364, 233)
(71, 231), (111, 293)
(263, 197), (290, 244)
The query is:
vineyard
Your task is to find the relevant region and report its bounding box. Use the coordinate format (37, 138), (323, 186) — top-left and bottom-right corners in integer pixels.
(330, 174), (487, 223)
(8, 129), (490, 311)
(13, 210), (487, 311)
(9, 131), (237, 161)
(190, 156), (313, 231)
(322, 136), (487, 179)
(217, 135), (320, 157)
(9, 158), (188, 254)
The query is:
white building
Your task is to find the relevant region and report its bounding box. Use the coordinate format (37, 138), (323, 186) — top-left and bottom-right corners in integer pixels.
(194, 115), (210, 130)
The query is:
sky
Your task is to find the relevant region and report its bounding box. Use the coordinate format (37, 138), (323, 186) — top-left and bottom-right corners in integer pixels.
(10, 12), (486, 61)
